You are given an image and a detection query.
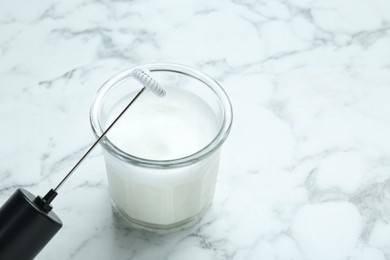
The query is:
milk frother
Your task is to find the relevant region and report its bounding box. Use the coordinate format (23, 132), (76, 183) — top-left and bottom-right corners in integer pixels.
(0, 69), (165, 260)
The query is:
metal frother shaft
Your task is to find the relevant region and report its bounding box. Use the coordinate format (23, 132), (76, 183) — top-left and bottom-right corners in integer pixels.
(54, 68), (166, 192)
(42, 69), (166, 206)
(34, 86), (147, 212)
(0, 69), (165, 260)
(56, 69), (166, 191)
(55, 87), (146, 192)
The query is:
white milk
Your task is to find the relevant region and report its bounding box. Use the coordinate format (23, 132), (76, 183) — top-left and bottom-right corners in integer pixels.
(104, 88), (221, 227)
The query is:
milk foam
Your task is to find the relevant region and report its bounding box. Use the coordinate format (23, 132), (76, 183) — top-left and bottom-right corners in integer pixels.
(107, 88), (218, 160)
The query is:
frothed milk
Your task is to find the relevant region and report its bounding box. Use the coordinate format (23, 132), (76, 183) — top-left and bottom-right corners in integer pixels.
(104, 88), (220, 227)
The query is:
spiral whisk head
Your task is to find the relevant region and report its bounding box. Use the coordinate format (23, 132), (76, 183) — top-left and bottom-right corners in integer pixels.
(132, 69), (166, 97)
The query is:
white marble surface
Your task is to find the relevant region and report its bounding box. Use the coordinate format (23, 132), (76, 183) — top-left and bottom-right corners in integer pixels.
(1, 0), (390, 259)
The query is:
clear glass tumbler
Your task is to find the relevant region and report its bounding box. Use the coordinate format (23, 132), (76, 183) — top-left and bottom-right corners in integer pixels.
(90, 63), (233, 231)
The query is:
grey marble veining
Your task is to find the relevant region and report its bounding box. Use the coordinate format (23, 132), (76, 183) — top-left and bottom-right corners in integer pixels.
(1, 0), (390, 259)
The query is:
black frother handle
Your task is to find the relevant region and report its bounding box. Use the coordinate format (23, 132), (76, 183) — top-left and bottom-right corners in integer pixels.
(0, 188), (62, 260)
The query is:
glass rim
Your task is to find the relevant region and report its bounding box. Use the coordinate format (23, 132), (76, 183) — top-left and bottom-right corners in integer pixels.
(89, 62), (233, 168)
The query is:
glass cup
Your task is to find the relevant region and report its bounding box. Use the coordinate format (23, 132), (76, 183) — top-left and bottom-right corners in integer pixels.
(90, 63), (233, 231)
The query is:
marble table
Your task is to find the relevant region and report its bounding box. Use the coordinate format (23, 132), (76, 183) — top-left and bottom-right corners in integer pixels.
(1, 0), (390, 259)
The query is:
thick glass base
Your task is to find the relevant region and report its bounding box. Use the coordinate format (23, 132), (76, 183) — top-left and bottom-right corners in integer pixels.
(110, 199), (210, 232)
